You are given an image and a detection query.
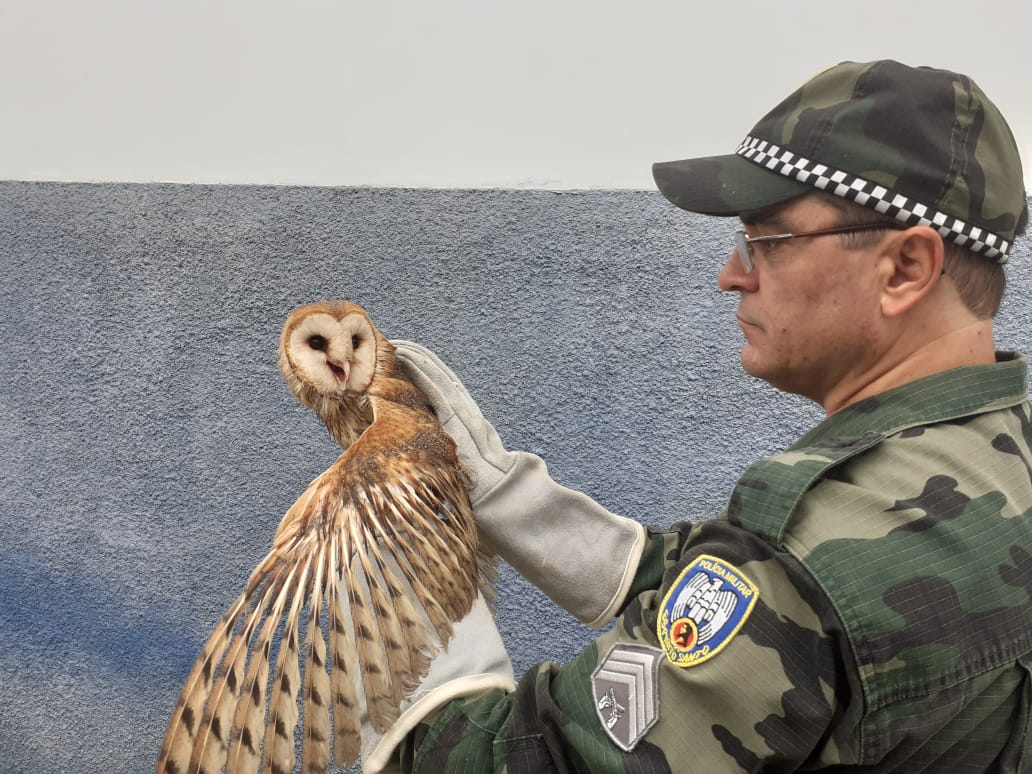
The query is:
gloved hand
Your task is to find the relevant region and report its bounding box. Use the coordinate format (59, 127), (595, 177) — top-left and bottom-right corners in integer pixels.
(362, 594), (515, 774)
(393, 340), (646, 628)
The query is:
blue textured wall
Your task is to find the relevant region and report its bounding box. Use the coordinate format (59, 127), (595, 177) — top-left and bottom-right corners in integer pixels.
(1, 181), (1029, 772)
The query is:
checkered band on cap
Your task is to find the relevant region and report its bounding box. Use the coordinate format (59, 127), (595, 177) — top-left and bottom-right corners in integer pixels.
(737, 135), (1011, 263)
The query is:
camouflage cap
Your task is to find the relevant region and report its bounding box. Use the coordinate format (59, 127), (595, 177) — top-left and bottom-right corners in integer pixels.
(653, 60), (1028, 262)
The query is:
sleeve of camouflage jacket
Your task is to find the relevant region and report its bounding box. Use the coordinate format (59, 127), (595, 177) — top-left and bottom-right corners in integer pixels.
(398, 517), (857, 772)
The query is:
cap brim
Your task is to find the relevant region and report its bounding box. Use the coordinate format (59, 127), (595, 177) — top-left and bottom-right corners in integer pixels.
(652, 153), (813, 216)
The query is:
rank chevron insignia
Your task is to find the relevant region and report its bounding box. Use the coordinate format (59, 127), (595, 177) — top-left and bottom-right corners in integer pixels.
(591, 643), (663, 751)
(657, 554), (759, 668)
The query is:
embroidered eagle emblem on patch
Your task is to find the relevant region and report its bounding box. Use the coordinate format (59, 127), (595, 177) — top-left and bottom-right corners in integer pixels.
(657, 554), (758, 668)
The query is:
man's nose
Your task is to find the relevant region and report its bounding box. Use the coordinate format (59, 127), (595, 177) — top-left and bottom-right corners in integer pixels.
(717, 248), (757, 293)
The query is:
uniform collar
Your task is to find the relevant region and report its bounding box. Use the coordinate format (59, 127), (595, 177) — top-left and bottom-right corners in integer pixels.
(793, 352), (1029, 449)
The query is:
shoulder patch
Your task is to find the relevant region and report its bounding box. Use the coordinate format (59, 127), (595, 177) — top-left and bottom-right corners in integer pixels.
(591, 643), (663, 751)
(657, 554), (759, 668)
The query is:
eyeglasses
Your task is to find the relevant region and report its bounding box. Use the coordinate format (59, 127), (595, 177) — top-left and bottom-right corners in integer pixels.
(733, 222), (908, 272)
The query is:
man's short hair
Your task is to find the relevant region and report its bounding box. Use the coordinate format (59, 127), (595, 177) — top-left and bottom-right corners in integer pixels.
(817, 191), (1008, 319)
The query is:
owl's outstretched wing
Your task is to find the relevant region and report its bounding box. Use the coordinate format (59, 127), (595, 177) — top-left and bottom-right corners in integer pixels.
(155, 385), (482, 774)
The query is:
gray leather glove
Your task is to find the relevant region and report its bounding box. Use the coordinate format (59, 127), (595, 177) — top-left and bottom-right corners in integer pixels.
(393, 340), (646, 628)
(361, 594), (515, 773)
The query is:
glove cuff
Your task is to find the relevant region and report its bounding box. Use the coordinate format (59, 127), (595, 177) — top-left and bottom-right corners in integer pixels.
(363, 673), (517, 774)
(477, 453), (647, 628)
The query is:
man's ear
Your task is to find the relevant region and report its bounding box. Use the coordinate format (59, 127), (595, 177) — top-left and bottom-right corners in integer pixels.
(880, 226), (945, 318)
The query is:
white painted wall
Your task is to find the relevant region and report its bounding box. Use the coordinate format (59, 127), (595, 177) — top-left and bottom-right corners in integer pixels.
(2, 0), (1030, 188)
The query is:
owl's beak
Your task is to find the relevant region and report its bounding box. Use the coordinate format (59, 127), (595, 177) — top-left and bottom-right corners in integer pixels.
(326, 357), (350, 386)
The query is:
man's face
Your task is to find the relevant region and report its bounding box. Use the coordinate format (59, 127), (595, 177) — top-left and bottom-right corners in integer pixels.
(717, 194), (890, 409)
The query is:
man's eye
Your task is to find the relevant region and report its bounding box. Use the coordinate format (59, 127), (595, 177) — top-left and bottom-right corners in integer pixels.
(754, 239), (784, 258)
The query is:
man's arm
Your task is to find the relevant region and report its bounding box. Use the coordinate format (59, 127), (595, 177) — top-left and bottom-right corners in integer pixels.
(397, 517), (854, 772)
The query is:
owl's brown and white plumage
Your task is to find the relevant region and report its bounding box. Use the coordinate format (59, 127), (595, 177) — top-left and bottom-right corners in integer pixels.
(155, 301), (487, 774)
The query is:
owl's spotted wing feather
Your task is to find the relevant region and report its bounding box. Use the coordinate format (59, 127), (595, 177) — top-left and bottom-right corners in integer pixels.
(187, 559), (288, 774)
(155, 370), (482, 774)
(325, 535), (361, 766)
(300, 551), (331, 774)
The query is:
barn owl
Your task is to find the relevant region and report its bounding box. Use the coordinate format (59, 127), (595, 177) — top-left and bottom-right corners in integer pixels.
(155, 300), (490, 774)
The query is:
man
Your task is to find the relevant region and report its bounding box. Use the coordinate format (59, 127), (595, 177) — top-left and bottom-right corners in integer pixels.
(364, 60), (1032, 771)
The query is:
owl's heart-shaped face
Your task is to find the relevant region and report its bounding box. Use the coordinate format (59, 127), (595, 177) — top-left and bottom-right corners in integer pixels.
(283, 310), (377, 395)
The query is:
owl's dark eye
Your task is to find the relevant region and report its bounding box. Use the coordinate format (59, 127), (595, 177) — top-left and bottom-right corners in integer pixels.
(351, 335), (361, 349)
(308, 335), (327, 351)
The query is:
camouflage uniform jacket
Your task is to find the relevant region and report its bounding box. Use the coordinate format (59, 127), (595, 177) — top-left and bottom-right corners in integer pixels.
(401, 354), (1032, 772)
